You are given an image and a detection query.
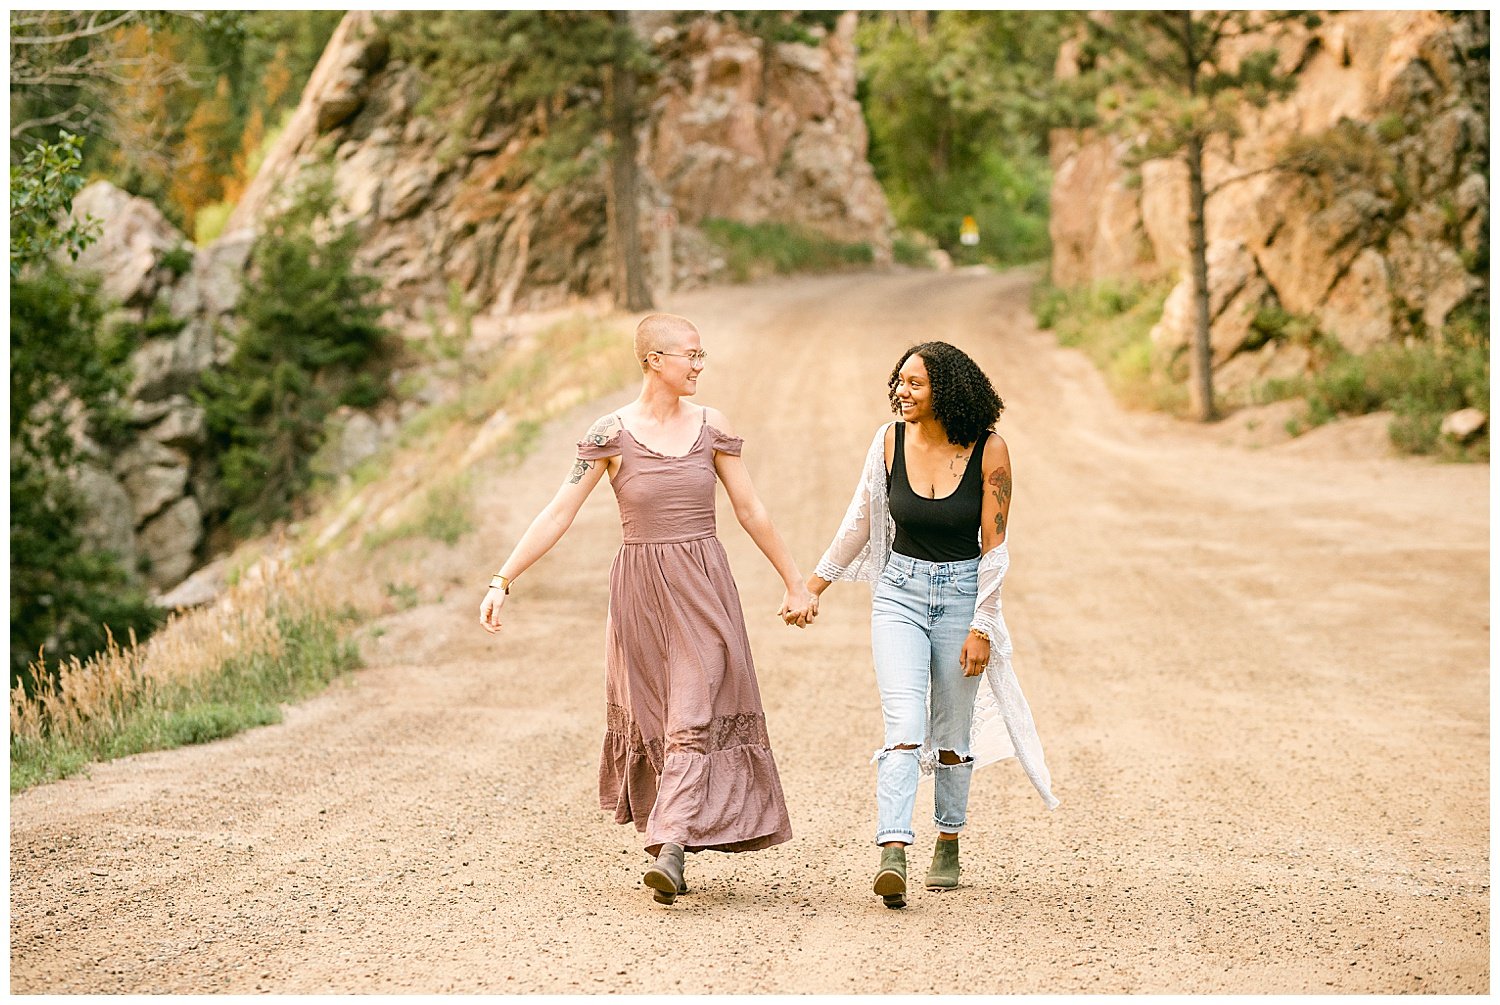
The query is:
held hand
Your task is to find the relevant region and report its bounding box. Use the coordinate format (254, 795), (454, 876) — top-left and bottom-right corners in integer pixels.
(960, 631), (990, 677)
(778, 585), (818, 628)
(479, 587), (508, 634)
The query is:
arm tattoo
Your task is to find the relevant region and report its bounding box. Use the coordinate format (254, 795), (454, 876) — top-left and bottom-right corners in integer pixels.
(568, 458), (593, 484)
(988, 466), (1011, 536)
(584, 416), (615, 447)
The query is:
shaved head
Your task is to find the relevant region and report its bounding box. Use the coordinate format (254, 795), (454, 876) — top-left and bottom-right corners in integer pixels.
(635, 313), (699, 370)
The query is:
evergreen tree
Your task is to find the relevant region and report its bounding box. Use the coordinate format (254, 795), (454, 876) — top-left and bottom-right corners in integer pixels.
(386, 11), (655, 310)
(106, 23), (188, 211)
(10, 134), (160, 683)
(171, 74), (235, 232)
(858, 11), (1067, 265)
(196, 177), (391, 539)
(1067, 11), (1318, 420)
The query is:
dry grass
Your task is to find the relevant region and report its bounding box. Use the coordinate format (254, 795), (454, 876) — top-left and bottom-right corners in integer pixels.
(11, 310), (642, 792)
(10, 552), (363, 792)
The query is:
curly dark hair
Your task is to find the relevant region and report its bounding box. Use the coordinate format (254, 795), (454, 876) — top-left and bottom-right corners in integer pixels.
(887, 341), (1003, 447)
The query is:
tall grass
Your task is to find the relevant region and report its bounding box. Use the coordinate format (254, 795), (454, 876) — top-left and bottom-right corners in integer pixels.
(1031, 277), (1184, 412)
(701, 218), (874, 282)
(10, 559), (360, 792)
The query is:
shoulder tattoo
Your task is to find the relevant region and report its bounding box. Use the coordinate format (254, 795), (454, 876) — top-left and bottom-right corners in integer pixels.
(584, 415), (616, 447)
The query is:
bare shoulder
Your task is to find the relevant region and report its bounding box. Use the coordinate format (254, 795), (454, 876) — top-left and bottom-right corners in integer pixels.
(701, 404), (735, 437)
(982, 432), (1012, 487)
(883, 421), (897, 469)
(983, 430), (1010, 466)
(582, 412), (622, 445)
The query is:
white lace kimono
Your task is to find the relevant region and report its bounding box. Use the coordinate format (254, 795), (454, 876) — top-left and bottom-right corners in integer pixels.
(814, 422), (1059, 810)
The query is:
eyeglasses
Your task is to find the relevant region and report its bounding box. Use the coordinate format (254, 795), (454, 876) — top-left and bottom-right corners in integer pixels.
(646, 350), (709, 366)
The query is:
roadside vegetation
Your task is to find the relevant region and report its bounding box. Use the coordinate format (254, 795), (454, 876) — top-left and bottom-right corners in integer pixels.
(1034, 280), (1490, 459)
(701, 219), (874, 283)
(1261, 306), (1490, 461)
(9, 307), (639, 792)
(857, 11), (1065, 267)
(1031, 279), (1184, 413)
(10, 562), (357, 792)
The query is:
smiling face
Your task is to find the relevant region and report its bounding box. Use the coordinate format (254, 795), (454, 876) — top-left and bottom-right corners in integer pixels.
(635, 314), (705, 397)
(893, 352), (932, 422)
(658, 328), (705, 397)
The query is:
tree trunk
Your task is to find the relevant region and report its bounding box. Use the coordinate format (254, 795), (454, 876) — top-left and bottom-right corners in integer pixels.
(1184, 134), (1215, 422)
(607, 11), (652, 312)
(1180, 11), (1214, 422)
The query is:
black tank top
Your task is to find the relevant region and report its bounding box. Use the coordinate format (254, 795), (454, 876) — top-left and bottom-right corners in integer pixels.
(888, 423), (990, 562)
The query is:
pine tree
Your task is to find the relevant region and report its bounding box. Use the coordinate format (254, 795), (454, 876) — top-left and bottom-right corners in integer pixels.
(195, 177), (390, 538)
(387, 11), (656, 310)
(107, 23), (185, 209)
(1068, 12), (1318, 421)
(171, 74), (234, 233)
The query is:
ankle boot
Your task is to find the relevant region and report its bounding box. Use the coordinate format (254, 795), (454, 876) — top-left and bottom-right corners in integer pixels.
(925, 838), (961, 891)
(644, 843), (686, 905)
(872, 845), (908, 909)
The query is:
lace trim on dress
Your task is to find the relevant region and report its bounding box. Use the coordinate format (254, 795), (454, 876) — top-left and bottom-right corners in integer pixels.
(605, 703), (770, 770)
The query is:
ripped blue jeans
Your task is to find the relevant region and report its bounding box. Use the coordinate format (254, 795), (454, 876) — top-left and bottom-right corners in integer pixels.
(871, 552), (983, 846)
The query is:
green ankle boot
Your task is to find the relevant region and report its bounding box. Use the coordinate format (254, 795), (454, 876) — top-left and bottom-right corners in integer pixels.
(925, 838), (961, 891)
(873, 845), (908, 909)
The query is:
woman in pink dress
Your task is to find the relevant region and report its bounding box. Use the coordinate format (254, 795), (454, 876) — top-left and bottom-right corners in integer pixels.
(480, 313), (815, 905)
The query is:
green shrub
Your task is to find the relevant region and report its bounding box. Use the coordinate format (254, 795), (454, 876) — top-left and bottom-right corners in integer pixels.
(196, 174), (392, 539)
(159, 246), (195, 276)
(701, 218), (873, 282)
(1030, 277), (1183, 412)
(9, 265), (162, 685)
(1275, 315), (1488, 458)
(892, 231), (934, 268)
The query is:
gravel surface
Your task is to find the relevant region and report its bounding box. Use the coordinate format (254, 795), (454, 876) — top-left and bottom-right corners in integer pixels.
(10, 269), (1489, 993)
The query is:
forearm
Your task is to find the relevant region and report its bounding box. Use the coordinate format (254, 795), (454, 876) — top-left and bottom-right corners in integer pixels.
(494, 505), (572, 582)
(736, 504), (804, 589)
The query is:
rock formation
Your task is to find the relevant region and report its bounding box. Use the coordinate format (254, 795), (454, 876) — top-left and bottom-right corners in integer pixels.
(1049, 11), (1488, 400)
(66, 182), (252, 594)
(228, 11), (891, 320)
(61, 12), (893, 596)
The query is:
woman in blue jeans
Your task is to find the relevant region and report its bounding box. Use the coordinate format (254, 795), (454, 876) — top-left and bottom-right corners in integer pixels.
(805, 341), (1058, 909)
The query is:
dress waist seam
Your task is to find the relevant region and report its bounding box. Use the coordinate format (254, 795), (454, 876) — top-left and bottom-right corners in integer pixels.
(622, 532), (717, 546)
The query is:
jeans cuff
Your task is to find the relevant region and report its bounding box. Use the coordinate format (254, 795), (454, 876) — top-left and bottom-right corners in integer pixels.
(875, 829), (915, 846)
(933, 817), (967, 833)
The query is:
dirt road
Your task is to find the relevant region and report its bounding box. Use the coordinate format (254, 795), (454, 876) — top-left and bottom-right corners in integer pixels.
(10, 269), (1488, 993)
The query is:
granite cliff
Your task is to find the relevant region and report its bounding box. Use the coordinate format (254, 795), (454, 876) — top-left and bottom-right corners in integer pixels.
(1048, 10), (1487, 398)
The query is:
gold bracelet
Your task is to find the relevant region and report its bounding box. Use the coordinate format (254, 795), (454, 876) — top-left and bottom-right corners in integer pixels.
(489, 574), (511, 594)
(968, 627), (990, 644)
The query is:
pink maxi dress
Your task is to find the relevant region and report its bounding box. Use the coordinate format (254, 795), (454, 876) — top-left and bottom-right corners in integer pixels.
(577, 417), (793, 854)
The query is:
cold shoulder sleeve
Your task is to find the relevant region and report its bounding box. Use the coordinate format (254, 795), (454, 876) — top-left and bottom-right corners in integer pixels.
(707, 425), (743, 456)
(576, 430), (622, 460)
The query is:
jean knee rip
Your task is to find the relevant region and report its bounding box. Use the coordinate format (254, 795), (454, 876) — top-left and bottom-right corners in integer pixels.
(870, 743), (922, 765)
